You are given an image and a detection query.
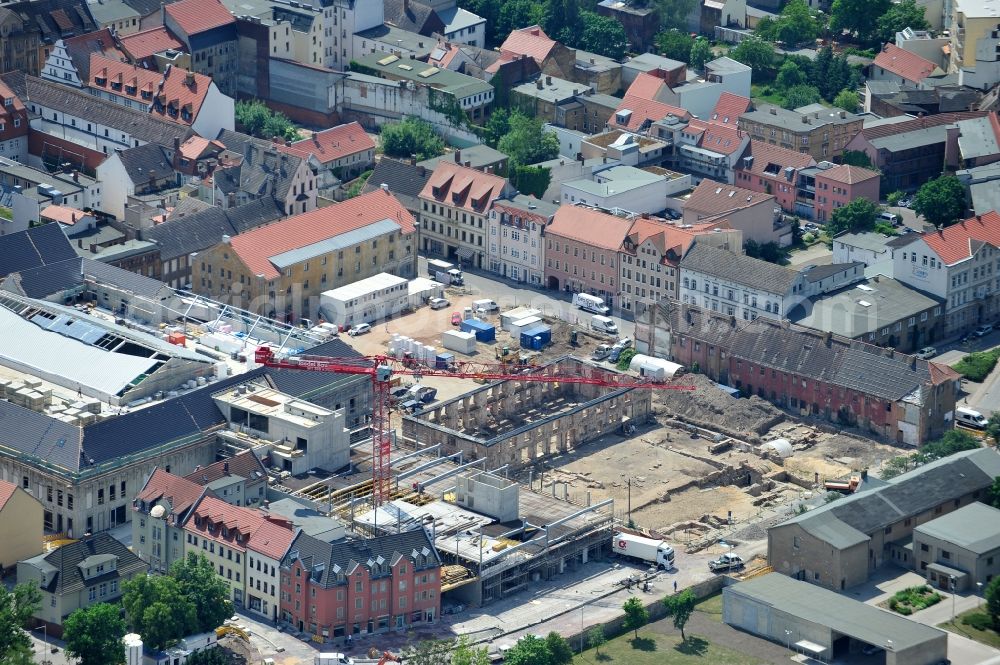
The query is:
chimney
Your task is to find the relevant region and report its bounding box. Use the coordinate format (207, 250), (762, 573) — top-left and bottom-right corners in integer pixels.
(381, 183), (389, 193)
(222, 234), (231, 244)
(409, 156), (417, 166)
(73, 171), (79, 183)
(71, 213), (76, 224)
(185, 71), (194, 86)
(454, 149), (461, 164)
(173, 136), (180, 151)
(417, 165), (426, 177)
(223, 461), (230, 475)
(536, 79), (543, 89)
(545, 75), (552, 85)
(769, 107), (777, 115)
(285, 140), (292, 147)
(78, 238), (83, 248)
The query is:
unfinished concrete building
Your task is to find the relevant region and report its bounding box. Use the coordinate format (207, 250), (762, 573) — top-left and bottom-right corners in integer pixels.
(400, 357), (652, 469)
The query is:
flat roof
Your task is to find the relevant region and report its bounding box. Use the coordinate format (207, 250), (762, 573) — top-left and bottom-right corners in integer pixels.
(355, 53), (493, 100)
(915, 501), (1000, 554)
(833, 231), (893, 254)
(726, 573), (947, 652)
(321, 271), (408, 301)
(213, 384), (331, 427)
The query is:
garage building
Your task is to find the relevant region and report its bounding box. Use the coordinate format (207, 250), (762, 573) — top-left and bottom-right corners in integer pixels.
(723, 573), (948, 665)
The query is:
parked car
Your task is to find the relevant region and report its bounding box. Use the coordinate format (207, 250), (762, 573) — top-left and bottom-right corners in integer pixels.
(897, 198), (912, 208)
(613, 337), (633, 350)
(451, 311), (463, 326)
(914, 346), (937, 359)
(592, 344), (613, 361)
(974, 324), (994, 338)
(347, 323), (371, 336)
(429, 297), (450, 309)
(708, 552), (744, 572)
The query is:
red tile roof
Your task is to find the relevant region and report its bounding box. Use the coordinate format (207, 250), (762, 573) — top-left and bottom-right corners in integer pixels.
(88, 55), (213, 126)
(135, 468), (205, 523)
(685, 179), (775, 216)
(429, 41), (462, 69)
(185, 495), (293, 558)
(695, 120), (746, 155)
(119, 27), (184, 60)
(873, 44), (939, 84)
(740, 139), (816, 178)
(0, 79), (27, 116)
(184, 450), (267, 486)
(498, 25), (557, 65)
(178, 135), (224, 161)
(230, 189), (415, 279)
(42, 205), (89, 225)
(625, 218), (727, 257)
(545, 205), (634, 251)
(815, 164), (879, 185)
(0, 479), (18, 511)
(710, 92), (751, 125)
(164, 0), (235, 37)
(278, 122), (375, 165)
(613, 94), (690, 131)
(419, 162), (508, 215)
(626, 71), (668, 101)
(921, 211), (1000, 265)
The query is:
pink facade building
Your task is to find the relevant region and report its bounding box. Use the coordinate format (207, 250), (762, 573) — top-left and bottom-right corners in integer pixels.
(811, 164), (881, 222)
(735, 140), (816, 213)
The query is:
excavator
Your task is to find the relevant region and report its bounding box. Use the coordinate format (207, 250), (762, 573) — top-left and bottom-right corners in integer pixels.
(368, 648), (401, 664)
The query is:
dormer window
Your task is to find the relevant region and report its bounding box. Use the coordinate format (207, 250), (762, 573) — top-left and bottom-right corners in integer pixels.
(126, 85), (137, 95)
(141, 89), (152, 100)
(222, 527), (228, 538)
(3, 97), (12, 107)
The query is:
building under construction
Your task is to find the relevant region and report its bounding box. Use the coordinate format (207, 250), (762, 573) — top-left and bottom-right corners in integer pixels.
(288, 449), (614, 607)
(400, 357), (653, 469)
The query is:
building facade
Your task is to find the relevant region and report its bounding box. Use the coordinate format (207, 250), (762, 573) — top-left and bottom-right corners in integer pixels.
(0, 479), (43, 569)
(913, 502), (1000, 591)
(486, 195), (559, 286)
(738, 104), (864, 161)
(543, 205), (633, 306)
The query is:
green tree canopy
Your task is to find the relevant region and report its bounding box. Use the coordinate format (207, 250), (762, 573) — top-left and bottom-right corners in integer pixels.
(498, 112), (559, 169)
(122, 574), (198, 652)
(842, 150), (874, 168)
(512, 165), (551, 198)
(986, 412), (1000, 450)
(655, 30), (695, 61)
(586, 625), (607, 655)
(579, 11), (629, 59)
(986, 575), (1000, 628)
(63, 603), (127, 665)
(774, 0), (819, 46)
(833, 88), (860, 113)
(730, 35), (775, 73)
(986, 476), (1000, 509)
(497, 0), (546, 41)
(544, 0), (583, 43)
(404, 638), (452, 665)
(482, 108), (511, 148)
(545, 631), (574, 665)
(830, 0), (891, 44)
(828, 197), (880, 235)
(662, 589), (697, 641)
(380, 117), (446, 162)
(170, 552), (234, 633)
(782, 84), (822, 109)
(622, 596), (649, 639)
(776, 59), (807, 89)
(922, 429), (981, 459)
(877, 0), (930, 46)
(912, 175), (967, 228)
(649, 0), (699, 30)
(0, 582), (41, 661)
(451, 636), (490, 665)
(234, 100), (298, 142)
(689, 38), (713, 71)
(504, 634), (553, 665)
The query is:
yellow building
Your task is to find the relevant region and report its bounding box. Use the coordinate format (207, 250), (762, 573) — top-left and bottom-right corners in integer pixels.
(191, 189), (416, 322)
(950, 0), (999, 72)
(0, 479), (43, 569)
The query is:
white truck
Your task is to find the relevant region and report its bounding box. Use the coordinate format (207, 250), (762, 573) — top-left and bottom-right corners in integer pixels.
(573, 293), (610, 314)
(314, 654), (353, 665)
(612, 532), (675, 569)
(591, 314), (618, 335)
(427, 259), (464, 286)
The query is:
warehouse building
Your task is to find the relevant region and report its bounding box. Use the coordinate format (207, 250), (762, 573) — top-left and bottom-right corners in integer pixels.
(912, 501), (1000, 591)
(723, 574), (948, 665)
(399, 357), (652, 469)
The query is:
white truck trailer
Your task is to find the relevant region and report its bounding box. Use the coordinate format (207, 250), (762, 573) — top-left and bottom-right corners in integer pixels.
(612, 532), (675, 569)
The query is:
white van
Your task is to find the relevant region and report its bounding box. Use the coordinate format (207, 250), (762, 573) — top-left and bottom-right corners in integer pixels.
(472, 298), (499, 313)
(878, 211), (901, 226)
(574, 293), (610, 315)
(956, 406), (988, 429)
(591, 315), (618, 335)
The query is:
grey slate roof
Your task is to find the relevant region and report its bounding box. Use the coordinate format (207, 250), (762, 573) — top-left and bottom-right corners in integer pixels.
(802, 262), (863, 283)
(214, 130), (304, 207)
(418, 145), (508, 171)
(914, 502), (1000, 554)
(25, 533), (146, 595)
(283, 527), (440, 588)
(0, 400), (83, 474)
(383, 0), (445, 35)
(1, 72), (192, 148)
(5, 0), (97, 45)
(679, 244), (800, 295)
(141, 198), (282, 261)
(774, 448), (1000, 544)
(116, 143), (175, 184)
(0, 223), (78, 278)
(726, 574), (947, 652)
(362, 158), (432, 212)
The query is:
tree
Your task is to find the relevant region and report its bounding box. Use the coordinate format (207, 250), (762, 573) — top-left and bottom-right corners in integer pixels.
(877, 0), (930, 46)
(482, 108), (511, 148)
(650, 0), (699, 31)
(655, 30), (695, 61)
(830, 0), (890, 44)
(405, 638), (453, 665)
(833, 88), (860, 113)
(579, 11), (629, 59)
(504, 635), (552, 665)
(169, 552), (233, 633)
(497, 0), (545, 41)
(782, 84), (821, 109)
(122, 574), (197, 652)
(544, 0), (583, 44)
(689, 38), (713, 71)
(828, 197), (880, 235)
(987, 476), (1000, 509)
(922, 429), (981, 459)
(452, 636), (490, 665)
(63, 603), (127, 665)
(985, 413), (1000, 450)
(497, 112), (559, 169)
(186, 649), (229, 665)
(513, 165), (551, 198)
(987, 575), (1000, 628)
(842, 150), (874, 168)
(622, 597), (649, 639)
(774, 0), (819, 46)
(0, 582), (40, 661)
(912, 175), (967, 228)
(234, 100), (297, 141)
(730, 36), (775, 73)
(380, 117), (445, 162)
(662, 589), (697, 641)
(545, 631), (574, 665)
(776, 60), (806, 90)
(586, 625), (607, 656)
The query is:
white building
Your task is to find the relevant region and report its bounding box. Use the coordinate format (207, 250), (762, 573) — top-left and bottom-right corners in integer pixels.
(561, 164), (677, 214)
(327, 0), (384, 70)
(832, 231), (894, 270)
(318, 272), (410, 327)
(437, 6), (486, 48)
(486, 194), (559, 286)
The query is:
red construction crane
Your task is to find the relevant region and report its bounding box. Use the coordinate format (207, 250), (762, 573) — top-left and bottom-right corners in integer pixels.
(255, 346), (694, 507)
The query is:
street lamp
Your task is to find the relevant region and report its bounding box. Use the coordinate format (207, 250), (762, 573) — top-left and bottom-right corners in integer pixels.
(33, 625), (50, 665)
(978, 581), (984, 611)
(784, 629), (792, 651)
(950, 575), (957, 622)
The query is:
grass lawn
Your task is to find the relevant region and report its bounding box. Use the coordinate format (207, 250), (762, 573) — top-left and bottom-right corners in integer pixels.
(751, 83), (786, 107)
(938, 608), (1000, 650)
(695, 592), (723, 620)
(572, 629), (766, 665)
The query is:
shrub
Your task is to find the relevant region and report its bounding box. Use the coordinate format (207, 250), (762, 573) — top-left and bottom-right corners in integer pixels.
(963, 612), (994, 631)
(897, 605), (913, 615)
(953, 348), (1000, 382)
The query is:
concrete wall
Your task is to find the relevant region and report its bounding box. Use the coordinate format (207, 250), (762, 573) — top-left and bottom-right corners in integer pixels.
(768, 523), (870, 590)
(913, 530), (1000, 590)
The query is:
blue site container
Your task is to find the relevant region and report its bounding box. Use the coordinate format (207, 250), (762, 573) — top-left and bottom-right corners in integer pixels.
(460, 318), (496, 342)
(520, 324), (551, 350)
(435, 352), (454, 369)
